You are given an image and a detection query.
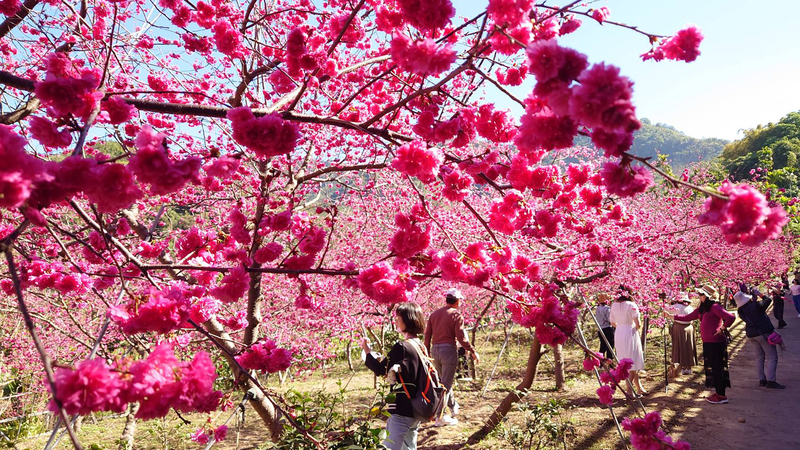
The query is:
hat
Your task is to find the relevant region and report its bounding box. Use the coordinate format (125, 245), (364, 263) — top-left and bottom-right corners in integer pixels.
(445, 288), (464, 300)
(675, 292), (690, 304)
(695, 284), (717, 299)
(733, 290), (752, 308)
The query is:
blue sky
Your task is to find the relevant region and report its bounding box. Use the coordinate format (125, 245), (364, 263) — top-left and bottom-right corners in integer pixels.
(454, 0), (800, 140)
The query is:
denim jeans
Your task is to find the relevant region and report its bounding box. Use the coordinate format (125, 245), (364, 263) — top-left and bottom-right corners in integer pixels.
(794, 295), (800, 315)
(384, 414), (420, 450)
(431, 343), (458, 412)
(748, 335), (778, 382)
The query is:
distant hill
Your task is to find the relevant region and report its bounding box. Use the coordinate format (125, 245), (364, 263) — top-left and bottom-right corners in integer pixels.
(577, 118), (728, 168)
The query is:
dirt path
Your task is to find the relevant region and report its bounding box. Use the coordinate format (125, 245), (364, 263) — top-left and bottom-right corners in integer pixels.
(678, 308), (800, 450)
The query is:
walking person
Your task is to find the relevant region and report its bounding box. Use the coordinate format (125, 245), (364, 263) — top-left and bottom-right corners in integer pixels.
(423, 288), (480, 427)
(790, 278), (800, 317)
(595, 293), (615, 360)
(361, 302), (427, 450)
(669, 284), (735, 404)
(734, 287), (786, 389)
(666, 292), (697, 375)
(772, 282), (788, 329)
(609, 287), (647, 395)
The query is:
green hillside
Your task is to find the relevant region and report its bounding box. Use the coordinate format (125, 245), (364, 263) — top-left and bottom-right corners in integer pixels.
(577, 118), (728, 168)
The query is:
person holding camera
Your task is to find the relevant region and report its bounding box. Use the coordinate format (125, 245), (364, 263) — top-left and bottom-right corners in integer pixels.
(669, 284), (735, 404)
(361, 302), (427, 450)
(734, 286), (786, 389)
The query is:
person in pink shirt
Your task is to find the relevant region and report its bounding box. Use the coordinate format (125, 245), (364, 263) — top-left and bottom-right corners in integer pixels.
(668, 284), (735, 404)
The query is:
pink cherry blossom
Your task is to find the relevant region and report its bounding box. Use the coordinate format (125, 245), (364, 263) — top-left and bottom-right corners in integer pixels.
(129, 126), (201, 195)
(49, 359), (126, 415)
(391, 33), (457, 77)
(34, 71), (102, 120)
(237, 339), (293, 374)
(391, 140), (443, 184)
(487, 0), (534, 27)
(28, 116), (72, 148)
(643, 25), (703, 63)
(397, 0), (454, 31)
(591, 7), (610, 23)
(101, 96), (137, 124)
(357, 262), (410, 304)
(108, 287), (191, 335)
(210, 265), (250, 303)
(600, 161), (654, 198)
(227, 107), (301, 159)
(214, 425), (228, 441)
(596, 385), (614, 405)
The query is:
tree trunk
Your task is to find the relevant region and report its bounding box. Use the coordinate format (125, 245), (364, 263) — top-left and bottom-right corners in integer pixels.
(118, 403), (139, 450)
(204, 318), (284, 441)
(553, 343), (565, 391)
(346, 339), (353, 371)
(468, 334), (542, 445)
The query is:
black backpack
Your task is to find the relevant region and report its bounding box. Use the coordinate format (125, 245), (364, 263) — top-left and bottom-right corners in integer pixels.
(397, 339), (447, 423)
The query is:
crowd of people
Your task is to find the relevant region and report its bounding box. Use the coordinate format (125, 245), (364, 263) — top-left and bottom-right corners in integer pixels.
(355, 274), (795, 449)
(595, 275), (794, 406)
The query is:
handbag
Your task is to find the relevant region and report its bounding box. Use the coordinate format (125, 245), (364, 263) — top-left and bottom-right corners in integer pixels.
(397, 339), (448, 423)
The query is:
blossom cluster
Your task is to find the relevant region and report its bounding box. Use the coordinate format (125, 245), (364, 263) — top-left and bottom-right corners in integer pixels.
(357, 261), (412, 304)
(641, 26), (704, 63)
(697, 181), (788, 246)
(129, 126), (202, 195)
(520, 39), (652, 196)
(621, 412), (691, 450)
(236, 339), (293, 374)
(391, 140), (443, 184)
(390, 33), (456, 76)
(389, 210), (432, 259)
(507, 286), (579, 346)
(109, 287), (192, 335)
(190, 425), (228, 444)
(49, 344), (222, 419)
(227, 107), (301, 159)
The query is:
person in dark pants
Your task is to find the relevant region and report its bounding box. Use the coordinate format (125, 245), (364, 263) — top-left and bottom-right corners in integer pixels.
(735, 288), (786, 389)
(671, 284), (735, 404)
(772, 283), (788, 329)
(595, 293), (615, 359)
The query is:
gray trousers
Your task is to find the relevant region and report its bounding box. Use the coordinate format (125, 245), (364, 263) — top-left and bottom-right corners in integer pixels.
(384, 414), (420, 450)
(431, 343), (458, 412)
(748, 335), (778, 382)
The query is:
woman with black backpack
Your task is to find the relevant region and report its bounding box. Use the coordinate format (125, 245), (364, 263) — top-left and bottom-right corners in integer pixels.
(360, 302), (428, 450)
(734, 286), (786, 389)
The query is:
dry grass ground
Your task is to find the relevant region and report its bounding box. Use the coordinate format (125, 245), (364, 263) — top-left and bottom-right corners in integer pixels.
(21, 311), (787, 450)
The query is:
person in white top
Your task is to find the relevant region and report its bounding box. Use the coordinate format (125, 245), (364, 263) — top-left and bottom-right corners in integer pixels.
(790, 278), (800, 317)
(609, 287), (647, 395)
(665, 292), (697, 375)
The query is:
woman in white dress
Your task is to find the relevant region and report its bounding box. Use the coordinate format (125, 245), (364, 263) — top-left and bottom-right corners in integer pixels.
(610, 290), (647, 395)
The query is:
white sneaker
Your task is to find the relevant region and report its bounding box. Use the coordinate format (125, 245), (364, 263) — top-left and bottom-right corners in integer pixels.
(434, 415), (458, 427)
(681, 369), (692, 375)
(451, 403), (460, 417)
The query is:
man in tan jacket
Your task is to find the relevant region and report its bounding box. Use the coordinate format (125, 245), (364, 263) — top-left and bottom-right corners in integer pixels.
(424, 288), (480, 426)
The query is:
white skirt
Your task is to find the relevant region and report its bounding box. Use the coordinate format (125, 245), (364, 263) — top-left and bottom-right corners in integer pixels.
(614, 325), (645, 370)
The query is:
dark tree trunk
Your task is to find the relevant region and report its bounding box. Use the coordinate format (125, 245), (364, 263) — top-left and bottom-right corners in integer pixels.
(467, 334), (542, 445)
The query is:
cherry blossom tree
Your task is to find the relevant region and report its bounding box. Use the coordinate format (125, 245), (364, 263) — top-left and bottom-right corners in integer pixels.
(0, 0), (790, 448)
